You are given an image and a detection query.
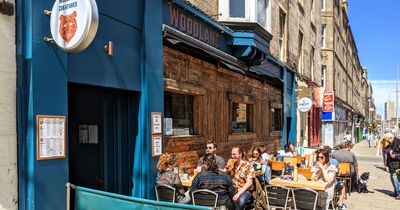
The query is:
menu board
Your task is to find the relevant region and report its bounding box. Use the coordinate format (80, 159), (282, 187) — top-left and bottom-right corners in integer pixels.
(152, 135), (162, 157)
(36, 115), (66, 160)
(151, 112), (162, 134)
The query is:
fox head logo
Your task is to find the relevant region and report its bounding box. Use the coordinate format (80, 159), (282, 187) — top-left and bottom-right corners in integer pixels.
(59, 11), (77, 43)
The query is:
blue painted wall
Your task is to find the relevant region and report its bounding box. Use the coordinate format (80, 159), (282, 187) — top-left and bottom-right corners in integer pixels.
(17, 0), (164, 209)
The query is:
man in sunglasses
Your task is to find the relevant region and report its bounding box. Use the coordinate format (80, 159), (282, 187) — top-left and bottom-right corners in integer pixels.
(197, 140), (225, 172)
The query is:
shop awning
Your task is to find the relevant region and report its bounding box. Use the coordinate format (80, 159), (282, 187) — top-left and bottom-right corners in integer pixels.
(163, 25), (247, 74)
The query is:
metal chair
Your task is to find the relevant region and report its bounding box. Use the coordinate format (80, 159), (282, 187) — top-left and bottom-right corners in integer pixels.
(155, 184), (176, 203)
(265, 185), (291, 209)
(292, 188), (318, 210)
(192, 189), (218, 208)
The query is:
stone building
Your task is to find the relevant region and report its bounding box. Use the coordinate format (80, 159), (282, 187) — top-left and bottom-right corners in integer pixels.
(0, 0), (17, 209)
(270, 0), (323, 147)
(321, 0), (368, 146)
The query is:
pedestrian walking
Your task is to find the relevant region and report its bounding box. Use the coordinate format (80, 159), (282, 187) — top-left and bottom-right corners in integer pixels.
(377, 134), (391, 172)
(383, 133), (400, 200)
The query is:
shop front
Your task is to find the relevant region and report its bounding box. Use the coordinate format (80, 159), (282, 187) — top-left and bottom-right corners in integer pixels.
(161, 0), (287, 170)
(17, 0), (163, 209)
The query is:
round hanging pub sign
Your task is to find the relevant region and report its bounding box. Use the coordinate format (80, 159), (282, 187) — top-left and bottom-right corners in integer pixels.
(50, 0), (99, 52)
(297, 97), (313, 112)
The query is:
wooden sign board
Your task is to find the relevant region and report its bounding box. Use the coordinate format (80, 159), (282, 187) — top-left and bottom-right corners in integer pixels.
(36, 115), (66, 160)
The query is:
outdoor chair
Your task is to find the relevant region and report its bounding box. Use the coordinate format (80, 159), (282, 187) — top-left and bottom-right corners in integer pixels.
(265, 185), (292, 209)
(155, 184), (176, 203)
(271, 161), (286, 178)
(191, 189), (218, 208)
(283, 157), (298, 167)
(298, 167), (312, 180)
(292, 188), (318, 210)
(336, 162), (352, 196)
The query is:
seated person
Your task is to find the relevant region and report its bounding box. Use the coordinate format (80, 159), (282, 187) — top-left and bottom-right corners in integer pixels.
(156, 153), (190, 203)
(191, 153), (235, 209)
(249, 147), (270, 185)
(225, 147), (254, 210)
(311, 148), (338, 210)
(277, 142), (297, 160)
(197, 140), (225, 172)
(332, 141), (359, 192)
(259, 145), (271, 163)
(319, 145), (347, 210)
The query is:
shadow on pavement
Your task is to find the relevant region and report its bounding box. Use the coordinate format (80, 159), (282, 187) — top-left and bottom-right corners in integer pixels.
(374, 188), (394, 196)
(374, 165), (387, 172)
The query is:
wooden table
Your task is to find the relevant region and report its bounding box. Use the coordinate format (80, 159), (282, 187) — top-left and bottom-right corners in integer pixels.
(270, 177), (329, 191)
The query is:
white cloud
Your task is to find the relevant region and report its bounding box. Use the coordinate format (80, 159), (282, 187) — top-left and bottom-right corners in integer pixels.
(371, 80), (399, 116)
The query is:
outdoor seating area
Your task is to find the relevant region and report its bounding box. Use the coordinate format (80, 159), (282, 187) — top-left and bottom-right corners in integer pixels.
(153, 142), (357, 210)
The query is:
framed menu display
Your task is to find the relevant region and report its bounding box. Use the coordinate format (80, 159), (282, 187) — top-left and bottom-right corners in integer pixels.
(36, 115), (66, 160)
(152, 135), (162, 157)
(151, 112), (162, 134)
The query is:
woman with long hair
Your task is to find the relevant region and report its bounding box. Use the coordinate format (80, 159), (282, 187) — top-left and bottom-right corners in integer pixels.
(250, 147), (270, 185)
(156, 153), (190, 203)
(311, 148), (338, 209)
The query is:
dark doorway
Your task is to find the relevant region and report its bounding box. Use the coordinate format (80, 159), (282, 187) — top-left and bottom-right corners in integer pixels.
(68, 83), (137, 196)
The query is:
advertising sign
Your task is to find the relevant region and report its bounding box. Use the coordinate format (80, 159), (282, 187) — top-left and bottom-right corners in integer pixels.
(313, 87), (324, 107)
(50, 0), (99, 52)
(297, 97), (313, 112)
(322, 91), (334, 112)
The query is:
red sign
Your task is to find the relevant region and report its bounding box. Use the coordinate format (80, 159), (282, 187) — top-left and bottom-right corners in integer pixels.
(323, 91), (334, 112)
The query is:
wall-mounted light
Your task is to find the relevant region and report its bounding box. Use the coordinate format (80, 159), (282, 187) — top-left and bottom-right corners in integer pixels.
(104, 41), (113, 56)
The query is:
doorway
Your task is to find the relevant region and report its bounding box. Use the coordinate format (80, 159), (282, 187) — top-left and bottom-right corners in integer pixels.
(68, 83), (138, 196)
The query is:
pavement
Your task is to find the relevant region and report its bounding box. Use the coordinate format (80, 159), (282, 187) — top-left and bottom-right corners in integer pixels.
(343, 140), (399, 210)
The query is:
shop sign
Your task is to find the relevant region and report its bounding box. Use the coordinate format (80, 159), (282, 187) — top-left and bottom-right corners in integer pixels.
(322, 91), (334, 112)
(50, 0), (99, 52)
(313, 87), (324, 107)
(321, 111), (334, 121)
(253, 59), (282, 78)
(297, 97), (313, 112)
(163, 1), (225, 50)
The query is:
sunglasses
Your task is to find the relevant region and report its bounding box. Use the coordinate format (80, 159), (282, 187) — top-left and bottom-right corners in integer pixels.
(317, 156), (325, 159)
(206, 147), (213, 149)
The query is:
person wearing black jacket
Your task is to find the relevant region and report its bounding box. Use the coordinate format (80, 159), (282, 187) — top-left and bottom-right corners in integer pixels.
(384, 133), (400, 200)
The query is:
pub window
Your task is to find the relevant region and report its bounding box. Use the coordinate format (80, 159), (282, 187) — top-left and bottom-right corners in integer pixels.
(164, 92), (195, 136)
(271, 108), (282, 131)
(231, 102), (253, 133)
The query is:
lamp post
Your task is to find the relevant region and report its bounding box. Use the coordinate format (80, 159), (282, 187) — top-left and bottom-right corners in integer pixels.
(396, 64), (399, 136)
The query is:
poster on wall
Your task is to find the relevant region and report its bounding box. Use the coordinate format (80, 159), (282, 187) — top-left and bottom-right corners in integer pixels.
(151, 112), (162, 134)
(36, 115), (66, 160)
(322, 91), (334, 112)
(152, 135), (162, 157)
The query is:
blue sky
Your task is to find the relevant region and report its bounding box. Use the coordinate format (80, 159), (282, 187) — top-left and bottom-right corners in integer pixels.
(347, 0), (400, 116)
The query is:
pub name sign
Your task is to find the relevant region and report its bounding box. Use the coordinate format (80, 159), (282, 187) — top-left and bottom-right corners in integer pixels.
(163, 1), (225, 50)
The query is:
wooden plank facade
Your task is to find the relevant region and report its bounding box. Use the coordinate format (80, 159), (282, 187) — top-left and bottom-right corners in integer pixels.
(163, 46), (283, 172)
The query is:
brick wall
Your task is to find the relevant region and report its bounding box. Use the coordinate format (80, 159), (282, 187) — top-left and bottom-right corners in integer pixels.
(163, 46), (282, 172)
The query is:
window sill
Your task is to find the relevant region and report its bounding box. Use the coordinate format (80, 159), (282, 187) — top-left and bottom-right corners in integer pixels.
(164, 135), (203, 140)
(228, 132), (257, 141)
